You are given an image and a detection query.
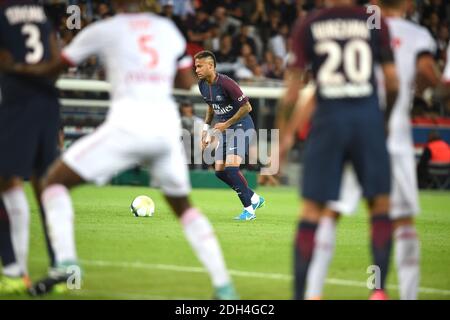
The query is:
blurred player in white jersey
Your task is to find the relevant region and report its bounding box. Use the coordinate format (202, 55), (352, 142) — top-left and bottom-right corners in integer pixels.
(8, 0), (238, 299)
(287, 0), (442, 300)
(441, 41), (450, 103)
(443, 42), (450, 85)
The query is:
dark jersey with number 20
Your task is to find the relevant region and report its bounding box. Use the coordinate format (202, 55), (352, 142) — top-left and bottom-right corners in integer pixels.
(290, 6), (394, 115)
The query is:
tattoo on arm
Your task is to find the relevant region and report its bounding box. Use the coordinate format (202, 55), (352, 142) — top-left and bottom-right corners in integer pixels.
(226, 102), (251, 126)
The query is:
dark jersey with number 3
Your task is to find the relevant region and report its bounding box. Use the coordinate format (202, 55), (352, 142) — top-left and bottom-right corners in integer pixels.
(0, 0), (57, 104)
(290, 6), (394, 115)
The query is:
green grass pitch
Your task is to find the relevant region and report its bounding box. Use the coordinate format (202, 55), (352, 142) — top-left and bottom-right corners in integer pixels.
(3, 185), (450, 300)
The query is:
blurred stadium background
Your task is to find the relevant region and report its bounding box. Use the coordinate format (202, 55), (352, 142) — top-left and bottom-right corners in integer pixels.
(4, 0), (449, 299)
(45, 0), (450, 189)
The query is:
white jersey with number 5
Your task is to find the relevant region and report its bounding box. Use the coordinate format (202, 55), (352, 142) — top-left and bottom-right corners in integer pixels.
(62, 13), (192, 133)
(386, 17), (436, 155)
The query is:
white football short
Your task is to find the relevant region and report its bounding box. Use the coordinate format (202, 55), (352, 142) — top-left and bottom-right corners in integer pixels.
(327, 165), (361, 215)
(327, 153), (419, 219)
(389, 152), (420, 219)
(63, 123), (191, 197)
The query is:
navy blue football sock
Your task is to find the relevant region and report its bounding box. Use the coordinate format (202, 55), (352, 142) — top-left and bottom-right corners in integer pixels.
(294, 220), (318, 300)
(0, 200), (17, 267)
(370, 214), (393, 290)
(224, 167), (252, 208)
(215, 170), (234, 188)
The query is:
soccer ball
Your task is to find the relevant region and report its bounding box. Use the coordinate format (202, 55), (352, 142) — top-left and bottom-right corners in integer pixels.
(130, 195), (155, 217)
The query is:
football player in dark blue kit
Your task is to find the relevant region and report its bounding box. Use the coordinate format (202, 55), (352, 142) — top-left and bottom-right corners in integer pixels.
(195, 50), (265, 221)
(278, 0), (399, 299)
(0, 0), (58, 294)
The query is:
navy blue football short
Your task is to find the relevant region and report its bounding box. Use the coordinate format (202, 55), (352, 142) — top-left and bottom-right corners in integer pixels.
(0, 94), (61, 179)
(215, 116), (255, 162)
(302, 105), (391, 203)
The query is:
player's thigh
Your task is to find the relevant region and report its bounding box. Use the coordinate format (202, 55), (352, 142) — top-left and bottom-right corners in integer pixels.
(350, 116), (390, 199)
(150, 139), (191, 197)
(63, 124), (139, 185)
(34, 97), (61, 178)
(327, 164), (362, 215)
(225, 128), (254, 163)
(214, 132), (226, 163)
(302, 118), (348, 203)
(0, 102), (40, 178)
(390, 153), (420, 219)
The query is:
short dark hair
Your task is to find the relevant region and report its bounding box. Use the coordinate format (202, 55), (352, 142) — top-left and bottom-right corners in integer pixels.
(194, 50), (216, 68)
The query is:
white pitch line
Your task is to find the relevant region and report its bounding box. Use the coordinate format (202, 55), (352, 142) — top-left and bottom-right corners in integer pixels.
(79, 259), (450, 296)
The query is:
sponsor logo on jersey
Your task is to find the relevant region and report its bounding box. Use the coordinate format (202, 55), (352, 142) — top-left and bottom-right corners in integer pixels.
(212, 104), (233, 115)
(237, 94), (246, 102)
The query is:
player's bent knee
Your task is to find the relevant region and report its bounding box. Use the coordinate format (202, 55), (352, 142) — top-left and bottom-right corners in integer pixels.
(368, 194), (390, 215)
(225, 155), (242, 167)
(301, 199), (323, 222)
(164, 195), (191, 217)
(43, 160), (83, 190)
(0, 176), (23, 193)
(393, 216), (414, 229)
(323, 208), (341, 221)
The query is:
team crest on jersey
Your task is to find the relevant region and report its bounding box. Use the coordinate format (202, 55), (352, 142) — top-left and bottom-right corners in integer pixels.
(216, 95), (224, 102)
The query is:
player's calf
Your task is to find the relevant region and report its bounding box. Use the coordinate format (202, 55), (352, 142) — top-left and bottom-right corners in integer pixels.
(42, 159), (84, 190)
(393, 217), (420, 300)
(0, 181), (30, 277)
(173, 203), (238, 299)
(368, 195), (393, 295)
(294, 200), (322, 299)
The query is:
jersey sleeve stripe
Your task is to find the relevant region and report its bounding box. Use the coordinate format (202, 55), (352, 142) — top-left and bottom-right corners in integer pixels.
(177, 55), (193, 70)
(416, 51), (435, 59)
(61, 52), (76, 67)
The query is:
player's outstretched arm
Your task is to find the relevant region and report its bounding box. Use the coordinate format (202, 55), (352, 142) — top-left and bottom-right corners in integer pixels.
(416, 54), (441, 88)
(174, 68), (196, 90)
(381, 62), (399, 124)
(276, 69), (305, 134)
(201, 105), (215, 151)
(279, 83), (314, 168)
(417, 53), (450, 106)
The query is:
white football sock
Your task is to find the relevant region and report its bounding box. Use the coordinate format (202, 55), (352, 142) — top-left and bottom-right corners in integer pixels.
(42, 184), (77, 265)
(244, 205), (255, 214)
(2, 187), (30, 276)
(181, 208), (231, 288)
(3, 263), (22, 278)
(251, 193), (260, 204)
(305, 216), (336, 299)
(395, 225), (420, 300)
